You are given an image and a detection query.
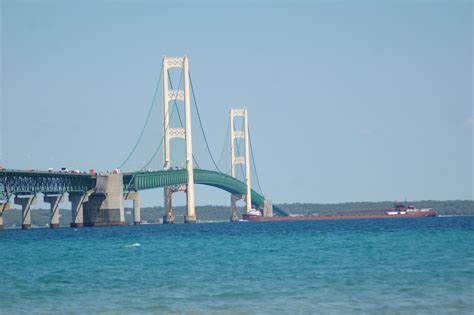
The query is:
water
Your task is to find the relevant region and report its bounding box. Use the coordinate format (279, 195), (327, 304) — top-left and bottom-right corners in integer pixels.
(0, 217), (473, 314)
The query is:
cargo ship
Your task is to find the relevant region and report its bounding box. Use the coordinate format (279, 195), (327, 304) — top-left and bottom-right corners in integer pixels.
(242, 202), (437, 222)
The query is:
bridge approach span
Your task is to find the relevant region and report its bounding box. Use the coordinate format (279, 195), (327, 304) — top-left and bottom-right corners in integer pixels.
(0, 169), (93, 200)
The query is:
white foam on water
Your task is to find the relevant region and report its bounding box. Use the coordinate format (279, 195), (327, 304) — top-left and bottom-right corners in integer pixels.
(125, 243), (141, 248)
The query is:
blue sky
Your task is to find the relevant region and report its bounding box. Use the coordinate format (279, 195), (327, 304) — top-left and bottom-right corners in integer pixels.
(1, 1), (472, 208)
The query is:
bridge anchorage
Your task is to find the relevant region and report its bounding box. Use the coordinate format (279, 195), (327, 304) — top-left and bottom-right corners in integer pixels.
(0, 55), (288, 229)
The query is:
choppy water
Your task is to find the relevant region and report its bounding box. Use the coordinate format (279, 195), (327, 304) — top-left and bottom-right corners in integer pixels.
(0, 217), (473, 314)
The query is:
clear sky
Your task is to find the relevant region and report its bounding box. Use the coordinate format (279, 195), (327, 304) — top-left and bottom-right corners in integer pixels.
(1, 0), (472, 209)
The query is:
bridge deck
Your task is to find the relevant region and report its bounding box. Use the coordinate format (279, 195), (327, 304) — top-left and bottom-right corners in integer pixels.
(0, 169), (288, 216)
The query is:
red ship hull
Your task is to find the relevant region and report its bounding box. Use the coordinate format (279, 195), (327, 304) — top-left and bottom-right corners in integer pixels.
(242, 209), (437, 222)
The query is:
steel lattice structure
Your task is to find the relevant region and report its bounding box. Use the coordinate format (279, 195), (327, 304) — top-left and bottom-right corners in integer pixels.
(0, 170), (94, 200)
(123, 169), (288, 216)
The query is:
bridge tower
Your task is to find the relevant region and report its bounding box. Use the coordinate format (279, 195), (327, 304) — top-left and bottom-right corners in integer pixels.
(162, 56), (196, 224)
(229, 108), (251, 221)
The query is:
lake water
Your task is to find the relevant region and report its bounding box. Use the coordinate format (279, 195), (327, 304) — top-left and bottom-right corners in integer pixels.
(0, 217), (473, 314)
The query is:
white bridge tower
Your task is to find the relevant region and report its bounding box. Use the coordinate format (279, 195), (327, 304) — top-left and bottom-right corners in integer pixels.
(162, 56), (196, 224)
(229, 108), (251, 221)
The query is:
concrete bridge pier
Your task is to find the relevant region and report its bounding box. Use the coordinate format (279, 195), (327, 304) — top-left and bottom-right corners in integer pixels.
(69, 192), (91, 228)
(230, 195), (239, 222)
(14, 195), (37, 230)
(0, 202), (10, 230)
(44, 194), (65, 228)
(83, 174), (126, 227)
(124, 192), (141, 225)
(263, 199), (273, 217)
(163, 187), (175, 224)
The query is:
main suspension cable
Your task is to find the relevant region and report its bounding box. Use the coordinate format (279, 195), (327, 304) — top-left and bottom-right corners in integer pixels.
(216, 118), (230, 173)
(189, 72), (222, 173)
(248, 124), (265, 196)
(117, 64), (163, 169)
(139, 64), (183, 171)
(125, 93), (176, 192)
(140, 95), (177, 171)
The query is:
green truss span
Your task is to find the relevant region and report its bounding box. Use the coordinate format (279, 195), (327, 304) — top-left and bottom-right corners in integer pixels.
(124, 169), (288, 216)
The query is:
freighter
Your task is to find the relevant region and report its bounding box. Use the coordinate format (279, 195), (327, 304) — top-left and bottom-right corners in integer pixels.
(242, 202), (437, 222)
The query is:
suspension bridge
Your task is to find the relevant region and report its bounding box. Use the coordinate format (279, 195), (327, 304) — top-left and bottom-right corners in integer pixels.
(0, 56), (288, 229)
